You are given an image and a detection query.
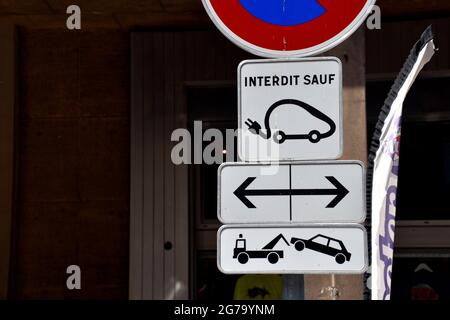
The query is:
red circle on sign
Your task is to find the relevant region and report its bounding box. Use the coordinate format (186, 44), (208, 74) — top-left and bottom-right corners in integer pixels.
(203, 0), (375, 57)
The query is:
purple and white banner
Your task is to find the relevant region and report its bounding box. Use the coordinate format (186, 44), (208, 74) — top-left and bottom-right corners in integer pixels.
(369, 27), (435, 300)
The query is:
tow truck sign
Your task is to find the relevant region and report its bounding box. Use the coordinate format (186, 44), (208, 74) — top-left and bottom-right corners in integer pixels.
(218, 161), (365, 224)
(218, 225), (368, 274)
(238, 58), (343, 161)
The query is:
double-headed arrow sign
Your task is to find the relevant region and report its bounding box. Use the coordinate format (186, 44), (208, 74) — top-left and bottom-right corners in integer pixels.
(218, 161), (365, 224)
(234, 176), (349, 209)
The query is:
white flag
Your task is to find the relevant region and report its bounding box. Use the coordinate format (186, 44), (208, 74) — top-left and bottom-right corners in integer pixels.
(368, 26), (436, 300)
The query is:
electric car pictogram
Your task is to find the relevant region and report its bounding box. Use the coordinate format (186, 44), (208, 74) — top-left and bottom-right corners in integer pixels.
(245, 99), (336, 144)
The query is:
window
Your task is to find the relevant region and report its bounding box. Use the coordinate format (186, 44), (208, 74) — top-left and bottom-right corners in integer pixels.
(236, 239), (246, 249)
(311, 235), (329, 246)
(187, 85), (239, 300)
(391, 255), (450, 300)
(188, 86), (238, 230)
(329, 240), (342, 251)
(367, 77), (450, 221)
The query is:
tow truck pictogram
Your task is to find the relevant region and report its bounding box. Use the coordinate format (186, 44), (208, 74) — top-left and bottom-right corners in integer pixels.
(233, 234), (290, 265)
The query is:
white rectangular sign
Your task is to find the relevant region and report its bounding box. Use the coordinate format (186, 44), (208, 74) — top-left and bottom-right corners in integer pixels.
(218, 161), (365, 224)
(218, 225), (368, 274)
(238, 58), (343, 162)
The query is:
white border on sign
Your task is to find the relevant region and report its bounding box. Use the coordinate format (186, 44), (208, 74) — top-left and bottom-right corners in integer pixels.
(201, 0), (377, 58)
(217, 160), (367, 225)
(217, 224), (369, 275)
(237, 57), (344, 162)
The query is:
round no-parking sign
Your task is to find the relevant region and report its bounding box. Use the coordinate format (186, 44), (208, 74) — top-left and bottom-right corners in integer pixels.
(202, 0), (376, 58)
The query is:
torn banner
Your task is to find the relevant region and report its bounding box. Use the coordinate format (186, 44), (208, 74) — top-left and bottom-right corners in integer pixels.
(367, 26), (436, 300)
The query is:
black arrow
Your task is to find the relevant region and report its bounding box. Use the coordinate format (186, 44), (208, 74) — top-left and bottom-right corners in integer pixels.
(233, 176), (349, 209)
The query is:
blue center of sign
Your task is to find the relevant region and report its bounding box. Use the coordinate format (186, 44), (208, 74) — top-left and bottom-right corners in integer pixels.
(239, 0), (326, 26)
